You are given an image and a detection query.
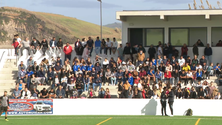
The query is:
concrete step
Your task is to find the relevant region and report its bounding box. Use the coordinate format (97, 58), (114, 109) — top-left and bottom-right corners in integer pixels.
(0, 75), (17, 80)
(0, 68), (18, 71)
(0, 80), (17, 84)
(0, 70), (17, 74)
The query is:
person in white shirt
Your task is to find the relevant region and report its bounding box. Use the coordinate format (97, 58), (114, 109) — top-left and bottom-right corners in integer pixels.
(103, 58), (109, 69)
(17, 34), (22, 44)
(105, 38), (112, 55)
(196, 64), (202, 70)
(81, 38), (86, 47)
(178, 56), (185, 67)
(112, 37), (118, 55)
(50, 37), (57, 54)
(20, 37), (31, 56)
(21, 88), (31, 99)
(127, 61), (135, 73)
(165, 63), (172, 72)
(186, 70), (193, 85)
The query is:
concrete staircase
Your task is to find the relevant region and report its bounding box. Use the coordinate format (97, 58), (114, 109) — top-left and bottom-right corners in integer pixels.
(0, 59), (17, 95)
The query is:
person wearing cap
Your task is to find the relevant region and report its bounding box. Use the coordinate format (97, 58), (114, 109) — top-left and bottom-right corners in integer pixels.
(160, 87), (168, 116)
(30, 37), (40, 54)
(120, 61), (127, 72)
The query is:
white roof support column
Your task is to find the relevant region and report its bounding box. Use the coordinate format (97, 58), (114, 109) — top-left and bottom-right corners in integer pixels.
(205, 14), (210, 20)
(207, 26), (212, 46)
(164, 27), (169, 44)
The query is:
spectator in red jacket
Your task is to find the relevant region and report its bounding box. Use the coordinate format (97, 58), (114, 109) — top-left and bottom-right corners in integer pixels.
(63, 42), (73, 61)
(164, 71), (171, 83)
(139, 68), (147, 80)
(181, 44), (188, 59)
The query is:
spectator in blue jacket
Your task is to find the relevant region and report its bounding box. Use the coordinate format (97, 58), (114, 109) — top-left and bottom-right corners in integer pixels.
(87, 63), (93, 71)
(50, 37), (57, 54)
(56, 86), (65, 98)
(81, 62), (87, 74)
(204, 44), (212, 65)
(46, 67), (54, 85)
(128, 73), (134, 86)
(95, 37), (101, 55)
(213, 63), (221, 76)
(116, 69), (124, 83)
(196, 69), (202, 81)
(37, 67), (46, 85)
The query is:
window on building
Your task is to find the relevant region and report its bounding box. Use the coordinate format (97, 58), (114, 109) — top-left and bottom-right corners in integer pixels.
(170, 28), (188, 46)
(145, 28), (164, 46)
(189, 27), (207, 47)
(170, 27), (207, 46)
(212, 27), (222, 47)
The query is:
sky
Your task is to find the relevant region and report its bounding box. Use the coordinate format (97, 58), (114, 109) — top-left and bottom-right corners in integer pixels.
(1, 0), (221, 25)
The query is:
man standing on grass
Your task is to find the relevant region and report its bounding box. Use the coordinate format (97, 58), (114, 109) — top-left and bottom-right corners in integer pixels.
(0, 91), (9, 121)
(160, 87), (168, 116)
(168, 87), (174, 117)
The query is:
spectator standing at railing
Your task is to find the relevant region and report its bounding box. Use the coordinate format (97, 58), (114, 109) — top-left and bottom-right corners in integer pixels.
(94, 37), (101, 55)
(112, 38), (118, 55)
(204, 44), (213, 65)
(57, 38), (63, 53)
(87, 37), (94, 57)
(30, 37), (40, 54)
(75, 38), (83, 59)
(49, 37), (57, 54)
(181, 44), (188, 60)
(63, 42), (73, 61)
(100, 39), (106, 54)
(123, 43), (132, 62)
(20, 37), (31, 56)
(40, 38), (49, 56)
(193, 43), (199, 58)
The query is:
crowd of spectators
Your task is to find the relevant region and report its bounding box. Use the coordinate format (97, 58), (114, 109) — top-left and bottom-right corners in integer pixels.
(12, 36), (221, 99)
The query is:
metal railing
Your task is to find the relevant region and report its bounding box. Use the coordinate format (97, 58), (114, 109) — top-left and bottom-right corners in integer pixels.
(0, 51), (6, 63)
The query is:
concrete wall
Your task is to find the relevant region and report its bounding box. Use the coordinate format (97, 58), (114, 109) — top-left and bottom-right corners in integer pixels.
(53, 99), (222, 116)
(121, 15), (222, 47)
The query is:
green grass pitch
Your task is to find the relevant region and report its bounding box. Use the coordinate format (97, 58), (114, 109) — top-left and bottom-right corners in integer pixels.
(0, 116), (222, 125)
